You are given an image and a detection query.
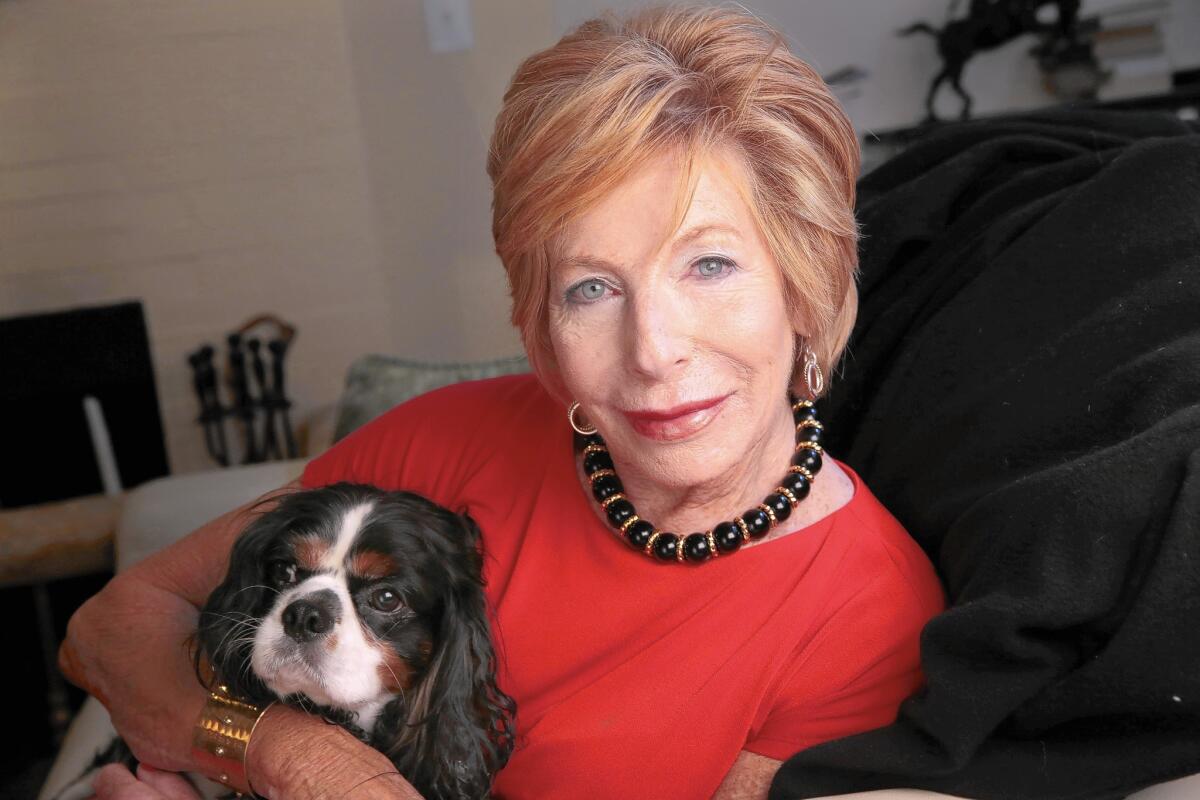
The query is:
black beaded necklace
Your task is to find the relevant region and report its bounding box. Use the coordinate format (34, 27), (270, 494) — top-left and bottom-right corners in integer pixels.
(579, 398), (825, 564)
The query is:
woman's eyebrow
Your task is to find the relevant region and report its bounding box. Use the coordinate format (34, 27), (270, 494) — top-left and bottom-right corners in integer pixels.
(673, 222), (741, 246)
(555, 253), (616, 272)
(557, 223), (741, 271)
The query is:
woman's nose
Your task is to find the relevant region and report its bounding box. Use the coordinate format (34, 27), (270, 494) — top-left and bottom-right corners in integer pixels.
(624, 288), (691, 380)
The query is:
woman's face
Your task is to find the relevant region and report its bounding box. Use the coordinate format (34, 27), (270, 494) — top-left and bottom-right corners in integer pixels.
(547, 146), (799, 488)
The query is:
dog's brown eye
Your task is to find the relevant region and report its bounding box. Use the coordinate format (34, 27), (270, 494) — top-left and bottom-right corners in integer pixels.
(370, 587), (402, 613)
(267, 560), (297, 587)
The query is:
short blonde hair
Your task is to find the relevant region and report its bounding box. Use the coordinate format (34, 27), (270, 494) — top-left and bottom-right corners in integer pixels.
(487, 3), (860, 400)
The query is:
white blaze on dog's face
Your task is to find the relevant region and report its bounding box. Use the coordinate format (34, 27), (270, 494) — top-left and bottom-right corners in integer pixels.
(250, 500), (425, 729)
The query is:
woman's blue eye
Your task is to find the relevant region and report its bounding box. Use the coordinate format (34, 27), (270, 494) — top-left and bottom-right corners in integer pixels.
(694, 256), (735, 278)
(568, 279), (610, 303)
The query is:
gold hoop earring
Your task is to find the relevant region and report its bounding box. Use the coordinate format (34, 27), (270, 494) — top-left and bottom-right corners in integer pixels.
(803, 344), (824, 398)
(568, 401), (598, 436)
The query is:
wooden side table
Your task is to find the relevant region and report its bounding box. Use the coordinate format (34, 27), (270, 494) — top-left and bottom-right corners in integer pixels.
(0, 493), (121, 588)
(0, 493), (123, 743)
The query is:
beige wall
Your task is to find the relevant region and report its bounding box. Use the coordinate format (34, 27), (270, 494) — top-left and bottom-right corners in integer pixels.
(340, 0), (549, 363)
(0, 0), (542, 475)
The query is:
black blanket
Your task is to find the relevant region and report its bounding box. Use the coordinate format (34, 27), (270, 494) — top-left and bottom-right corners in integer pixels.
(770, 110), (1200, 800)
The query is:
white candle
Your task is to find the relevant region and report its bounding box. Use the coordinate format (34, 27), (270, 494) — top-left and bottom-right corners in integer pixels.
(83, 395), (124, 496)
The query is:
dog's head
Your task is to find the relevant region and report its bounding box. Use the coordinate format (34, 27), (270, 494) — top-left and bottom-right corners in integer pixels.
(195, 482), (515, 800)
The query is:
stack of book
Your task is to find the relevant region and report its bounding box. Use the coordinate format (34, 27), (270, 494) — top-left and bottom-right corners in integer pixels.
(1080, 0), (1173, 100)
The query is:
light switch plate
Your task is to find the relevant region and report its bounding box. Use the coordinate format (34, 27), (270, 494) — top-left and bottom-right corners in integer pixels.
(423, 0), (474, 54)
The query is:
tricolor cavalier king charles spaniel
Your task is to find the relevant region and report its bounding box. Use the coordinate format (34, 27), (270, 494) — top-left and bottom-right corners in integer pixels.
(61, 483), (515, 800)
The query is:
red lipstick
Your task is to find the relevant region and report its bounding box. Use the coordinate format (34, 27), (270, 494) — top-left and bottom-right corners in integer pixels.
(622, 394), (730, 442)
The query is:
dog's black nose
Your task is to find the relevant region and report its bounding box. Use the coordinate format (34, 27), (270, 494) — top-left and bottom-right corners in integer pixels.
(281, 589), (339, 642)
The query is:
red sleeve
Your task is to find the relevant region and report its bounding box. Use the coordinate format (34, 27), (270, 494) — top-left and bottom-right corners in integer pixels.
(744, 532), (944, 759)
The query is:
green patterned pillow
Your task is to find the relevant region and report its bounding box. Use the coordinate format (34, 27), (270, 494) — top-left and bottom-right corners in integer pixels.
(333, 353), (530, 441)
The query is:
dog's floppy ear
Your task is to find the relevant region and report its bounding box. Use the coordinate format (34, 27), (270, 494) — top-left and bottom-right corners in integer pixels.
(192, 500), (288, 704)
(384, 510), (516, 800)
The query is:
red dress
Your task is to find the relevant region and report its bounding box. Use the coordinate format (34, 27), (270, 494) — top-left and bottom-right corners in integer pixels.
(300, 374), (946, 799)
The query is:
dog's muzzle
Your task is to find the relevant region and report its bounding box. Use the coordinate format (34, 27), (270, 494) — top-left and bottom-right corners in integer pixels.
(281, 588), (341, 643)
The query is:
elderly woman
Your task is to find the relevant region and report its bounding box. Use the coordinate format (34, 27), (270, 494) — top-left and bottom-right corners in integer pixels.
(61, 6), (947, 799)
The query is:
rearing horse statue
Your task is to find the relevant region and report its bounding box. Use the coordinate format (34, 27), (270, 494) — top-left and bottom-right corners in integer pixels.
(899, 0), (1081, 121)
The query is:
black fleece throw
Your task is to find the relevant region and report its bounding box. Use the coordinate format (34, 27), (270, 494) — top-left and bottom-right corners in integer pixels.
(769, 110), (1200, 800)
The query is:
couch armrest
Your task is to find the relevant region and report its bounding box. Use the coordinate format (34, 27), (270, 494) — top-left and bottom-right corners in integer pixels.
(115, 459), (306, 572)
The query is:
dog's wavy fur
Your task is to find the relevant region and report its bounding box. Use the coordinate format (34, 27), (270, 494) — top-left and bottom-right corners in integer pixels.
(193, 483), (515, 800)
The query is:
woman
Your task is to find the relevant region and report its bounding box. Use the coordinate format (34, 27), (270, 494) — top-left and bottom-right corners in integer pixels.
(63, 6), (946, 799)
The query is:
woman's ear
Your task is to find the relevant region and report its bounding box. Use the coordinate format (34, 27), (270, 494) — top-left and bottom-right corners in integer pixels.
(786, 330), (805, 398)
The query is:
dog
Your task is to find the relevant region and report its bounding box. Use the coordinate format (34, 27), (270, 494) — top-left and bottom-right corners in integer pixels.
(57, 482), (516, 800)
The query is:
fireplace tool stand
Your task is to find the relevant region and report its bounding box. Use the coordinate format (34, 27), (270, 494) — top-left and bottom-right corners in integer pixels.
(186, 314), (298, 466)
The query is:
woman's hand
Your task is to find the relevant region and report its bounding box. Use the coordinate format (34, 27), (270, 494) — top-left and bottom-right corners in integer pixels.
(58, 480), (424, 799)
(93, 764), (201, 800)
(58, 483), (277, 772)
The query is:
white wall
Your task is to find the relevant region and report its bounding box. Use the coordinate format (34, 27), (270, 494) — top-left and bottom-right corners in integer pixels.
(336, 0), (549, 362)
(0, 0), (393, 474)
(0, 0), (558, 475)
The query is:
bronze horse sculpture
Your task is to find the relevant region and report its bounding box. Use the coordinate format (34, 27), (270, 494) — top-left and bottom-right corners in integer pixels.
(900, 0), (1081, 121)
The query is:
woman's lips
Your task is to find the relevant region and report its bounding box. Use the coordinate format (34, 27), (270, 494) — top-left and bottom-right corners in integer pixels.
(622, 394), (730, 442)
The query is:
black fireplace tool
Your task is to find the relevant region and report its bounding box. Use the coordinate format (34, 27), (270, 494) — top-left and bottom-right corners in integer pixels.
(186, 315), (298, 466)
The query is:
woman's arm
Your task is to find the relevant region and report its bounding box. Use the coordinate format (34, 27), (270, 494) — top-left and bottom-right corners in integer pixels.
(58, 480), (421, 799)
(713, 751), (778, 798)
